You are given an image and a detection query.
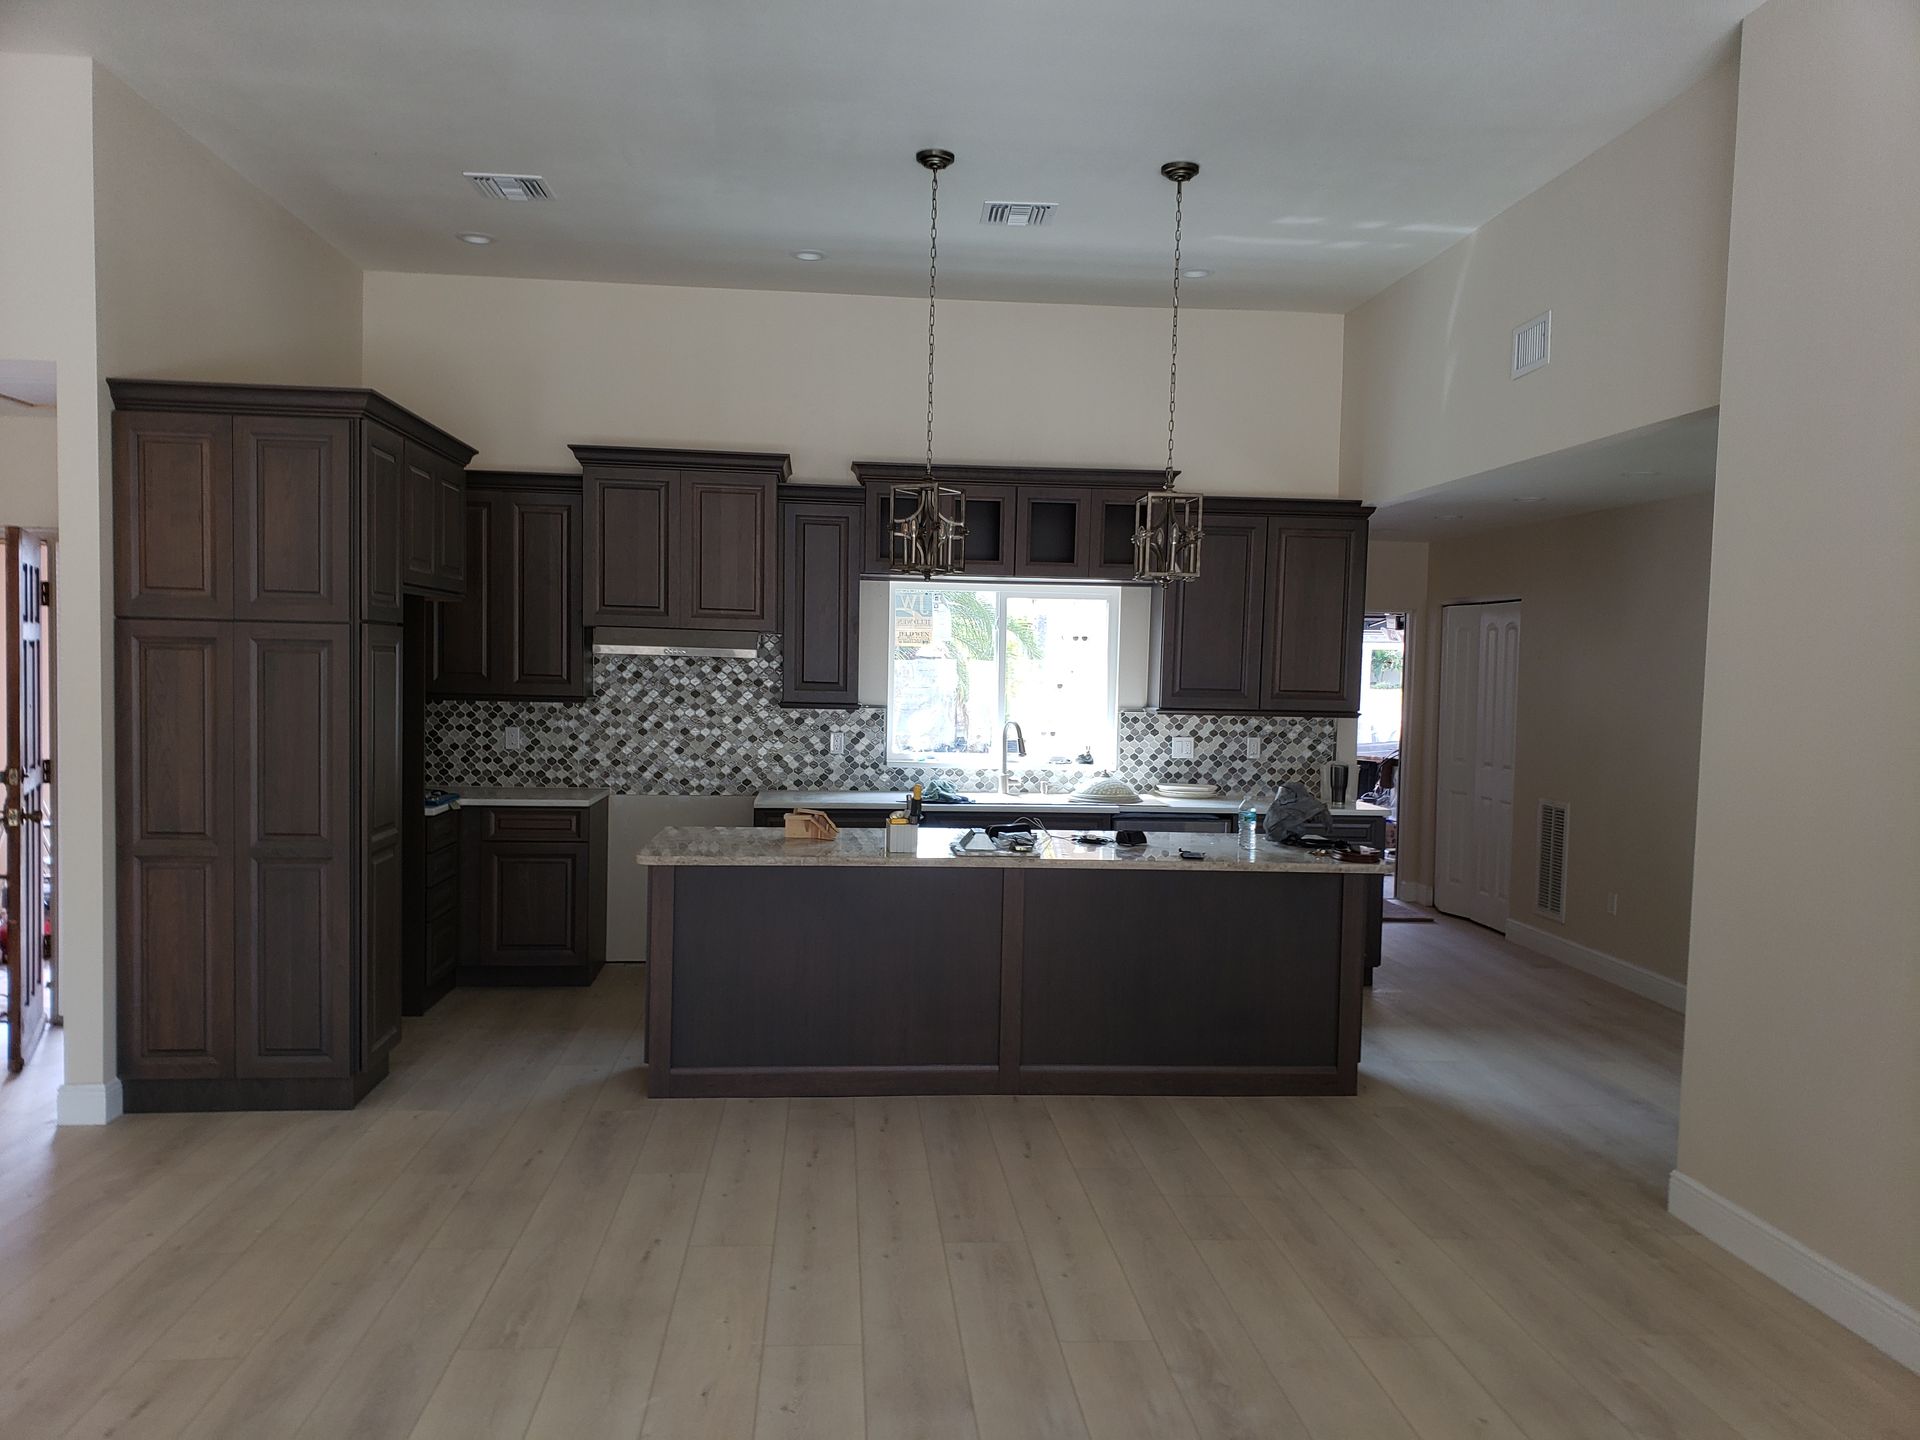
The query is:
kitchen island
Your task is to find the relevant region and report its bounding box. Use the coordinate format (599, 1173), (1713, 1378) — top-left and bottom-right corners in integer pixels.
(638, 826), (1388, 1098)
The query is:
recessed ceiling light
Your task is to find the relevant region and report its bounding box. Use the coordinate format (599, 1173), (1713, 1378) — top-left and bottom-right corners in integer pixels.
(455, 232), (494, 245)
(791, 250), (825, 261)
(1182, 268), (1211, 279)
(1354, 220), (1390, 230)
(1439, 513), (1467, 521)
(1515, 495), (1543, 503)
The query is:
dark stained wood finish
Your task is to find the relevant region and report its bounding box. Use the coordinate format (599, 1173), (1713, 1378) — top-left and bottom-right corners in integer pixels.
(864, 480), (1016, 576)
(112, 411), (233, 619)
(115, 622), (235, 1081)
(1263, 516), (1370, 715)
(401, 442), (440, 593)
(232, 624), (353, 1080)
(647, 860), (1366, 1098)
(684, 474), (778, 625)
(1015, 486), (1097, 577)
(233, 415), (351, 622)
(779, 489), (862, 708)
(428, 475), (586, 699)
(1328, 812), (1389, 980)
(1090, 494), (1150, 581)
(434, 450), (467, 592)
(360, 624), (405, 1068)
(584, 470), (674, 625)
(361, 421), (405, 623)
(458, 799), (608, 985)
(1149, 514), (1268, 711)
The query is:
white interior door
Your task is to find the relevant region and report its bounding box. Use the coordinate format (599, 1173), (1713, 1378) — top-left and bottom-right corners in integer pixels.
(1435, 602), (1522, 930)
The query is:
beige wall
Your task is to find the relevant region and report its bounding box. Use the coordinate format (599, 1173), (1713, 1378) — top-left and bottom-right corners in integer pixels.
(1364, 540), (1428, 613)
(91, 69), (362, 384)
(1341, 58), (1736, 508)
(1678, 0), (1919, 1313)
(0, 413), (59, 530)
(1399, 494), (1714, 984)
(362, 272), (1344, 493)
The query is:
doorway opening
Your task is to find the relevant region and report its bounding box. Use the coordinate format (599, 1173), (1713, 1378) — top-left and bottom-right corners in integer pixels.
(1435, 601), (1522, 932)
(3, 527), (55, 1075)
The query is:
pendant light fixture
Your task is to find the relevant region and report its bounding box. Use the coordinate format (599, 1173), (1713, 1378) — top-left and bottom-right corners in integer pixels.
(890, 147), (969, 578)
(1135, 160), (1206, 583)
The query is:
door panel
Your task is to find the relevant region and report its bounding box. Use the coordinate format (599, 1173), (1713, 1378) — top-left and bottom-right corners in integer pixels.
(435, 454), (467, 591)
(233, 624), (351, 1078)
(1153, 516), (1266, 710)
(1263, 521), (1365, 714)
(1434, 602), (1521, 931)
(429, 499), (494, 691)
(585, 472), (674, 624)
(6, 535), (49, 1071)
(112, 411), (232, 619)
(464, 831), (588, 969)
(1015, 487), (1095, 578)
(233, 416), (351, 622)
(361, 625), (404, 1067)
(683, 476), (775, 627)
(402, 442), (440, 591)
(115, 622), (234, 1079)
(504, 492), (586, 695)
(781, 500), (860, 706)
(362, 421), (405, 623)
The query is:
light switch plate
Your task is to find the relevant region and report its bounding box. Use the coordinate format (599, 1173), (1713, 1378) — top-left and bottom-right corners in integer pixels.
(1244, 737), (1263, 760)
(829, 730), (846, 755)
(1171, 736), (1196, 760)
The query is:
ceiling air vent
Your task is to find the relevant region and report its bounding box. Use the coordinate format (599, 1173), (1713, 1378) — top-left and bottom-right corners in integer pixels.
(465, 172), (553, 202)
(1536, 800), (1569, 921)
(980, 201), (1056, 227)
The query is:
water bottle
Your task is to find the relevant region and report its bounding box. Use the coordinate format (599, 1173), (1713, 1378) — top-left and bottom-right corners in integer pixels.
(1239, 793), (1261, 854)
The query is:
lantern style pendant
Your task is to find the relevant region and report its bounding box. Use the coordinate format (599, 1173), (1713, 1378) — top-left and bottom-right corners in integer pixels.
(1135, 160), (1205, 583)
(891, 147), (969, 579)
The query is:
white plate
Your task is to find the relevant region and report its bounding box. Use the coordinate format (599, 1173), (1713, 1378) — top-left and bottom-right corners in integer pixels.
(1153, 783), (1221, 799)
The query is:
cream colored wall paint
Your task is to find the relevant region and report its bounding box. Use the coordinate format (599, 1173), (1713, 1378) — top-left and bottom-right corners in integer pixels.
(0, 413), (59, 530)
(1340, 57), (1736, 507)
(0, 53), (110, 1108)
(91, 69), (362, 385)
(1398, 495), (1714, 983)
(362, 272), (1344, 492)
(1678, 0), (1919, 1310)
(1364, 540), (1428, 613)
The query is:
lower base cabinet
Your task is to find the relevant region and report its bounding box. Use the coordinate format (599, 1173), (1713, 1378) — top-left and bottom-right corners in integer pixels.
(1328, 812), (1389, 980)
(459, 800), (608, 985)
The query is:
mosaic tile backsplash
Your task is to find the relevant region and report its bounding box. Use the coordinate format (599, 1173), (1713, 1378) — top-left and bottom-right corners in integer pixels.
(425, 641), (1338, 799)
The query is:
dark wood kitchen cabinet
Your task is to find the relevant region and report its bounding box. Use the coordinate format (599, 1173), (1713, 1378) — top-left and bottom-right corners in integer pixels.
(780, 486), (862, 708)
(459, 800), (609, 985)
(573, 446), (789, 630)
(1149, 499), (1372, 716)
(402, 441), (467, 598)
(110, 380), (476, 1111)
(428, 473), (588, 700)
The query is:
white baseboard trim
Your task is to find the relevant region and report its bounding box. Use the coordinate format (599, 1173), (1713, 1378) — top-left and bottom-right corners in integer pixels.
(1505, 919), (1686, 1012)
(1669, 1171), (1920, 1372)
(57, 1079), (124, 1126)
(1397, 880), (1434, 906)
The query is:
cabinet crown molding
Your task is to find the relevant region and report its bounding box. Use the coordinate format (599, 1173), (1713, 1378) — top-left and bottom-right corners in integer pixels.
(851, 461), (1174, 491)
(569, 444), (793, 479)
(106, 379), (476, 463)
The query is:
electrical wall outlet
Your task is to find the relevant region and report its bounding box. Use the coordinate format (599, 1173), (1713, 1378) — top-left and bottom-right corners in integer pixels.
(829, 730), (846, 755)
(1171, 736), (1196, 760)
(1244, 737), (1263, 760)
(1606, 892), (1619, 916)
(499, 725), (527, 752)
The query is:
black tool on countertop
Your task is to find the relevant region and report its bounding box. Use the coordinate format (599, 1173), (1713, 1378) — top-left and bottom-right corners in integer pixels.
(1113, 829), (1148, 847)
(1179, 849), (1205, 861)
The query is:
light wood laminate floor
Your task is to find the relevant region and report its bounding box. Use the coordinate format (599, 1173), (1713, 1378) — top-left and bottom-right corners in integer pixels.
(1, 917), (1913, 1439)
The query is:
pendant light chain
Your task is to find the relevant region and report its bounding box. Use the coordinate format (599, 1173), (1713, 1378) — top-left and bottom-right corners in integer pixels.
(927, 161), (939, 481)
(1167, 172), (1183, 483)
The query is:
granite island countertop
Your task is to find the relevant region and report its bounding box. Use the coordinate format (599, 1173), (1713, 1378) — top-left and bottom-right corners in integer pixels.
(637, 825), (1392, 875)
(754, 788), (1389, 819)
(441, 786), (613, 809)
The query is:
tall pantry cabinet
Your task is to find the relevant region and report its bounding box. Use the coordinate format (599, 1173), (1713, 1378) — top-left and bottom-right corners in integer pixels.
(110, 381), (474, 1110)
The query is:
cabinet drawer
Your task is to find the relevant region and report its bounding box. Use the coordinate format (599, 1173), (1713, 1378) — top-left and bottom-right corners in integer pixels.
(425, 844), (460, 893)
(480, 807), (586, 843)
(1327, 817), (1387, 845)
(425, 909), (460, 985)
(425, 808), (459, 853)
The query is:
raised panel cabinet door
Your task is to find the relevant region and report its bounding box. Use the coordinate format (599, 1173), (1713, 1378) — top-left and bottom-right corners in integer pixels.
(503, 491), (587, 696)
(233, 416), (351, 622)
(360, 624), (405, 1068)
(362, 421), (405, 623)
(427, 495), (495, 694)
(1153, 515), (1267, 711)
(233, 624), (353, 1079)
(584, 469), (674, 624)
(683, 474), (777, 627)
(435, 452), (467, 592)
(1263, 519), (1367, 715)
(115, 622), (235, 1079)
(469, 841), (588, 967)
(113, 411), (233, 619)
(401, 441), (440, 591)
(1014, 487), (1096, 577)
(780, 500), (861, 706)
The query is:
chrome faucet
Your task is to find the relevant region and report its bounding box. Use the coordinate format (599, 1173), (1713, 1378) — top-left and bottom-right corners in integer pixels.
(1000, 718), (1026, 796)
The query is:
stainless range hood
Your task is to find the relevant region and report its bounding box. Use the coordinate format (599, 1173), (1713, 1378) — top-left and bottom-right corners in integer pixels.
(590, 627), (763, 660)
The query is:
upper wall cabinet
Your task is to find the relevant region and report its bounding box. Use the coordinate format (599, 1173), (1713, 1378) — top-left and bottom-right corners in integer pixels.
(573, 446), (789, 631)
(851, 463), (1170, 581)
(779, 486), (863, 709)
(1149, 499), (1372, 717)
(429, 473), (588, 700)
(109, 381), (476, 623)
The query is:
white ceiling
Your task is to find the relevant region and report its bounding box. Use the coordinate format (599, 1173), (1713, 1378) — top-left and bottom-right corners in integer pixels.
(2, 1), (1757, 311)
(1369, 409), (1720, 540)
(0, 359), (58, 410)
